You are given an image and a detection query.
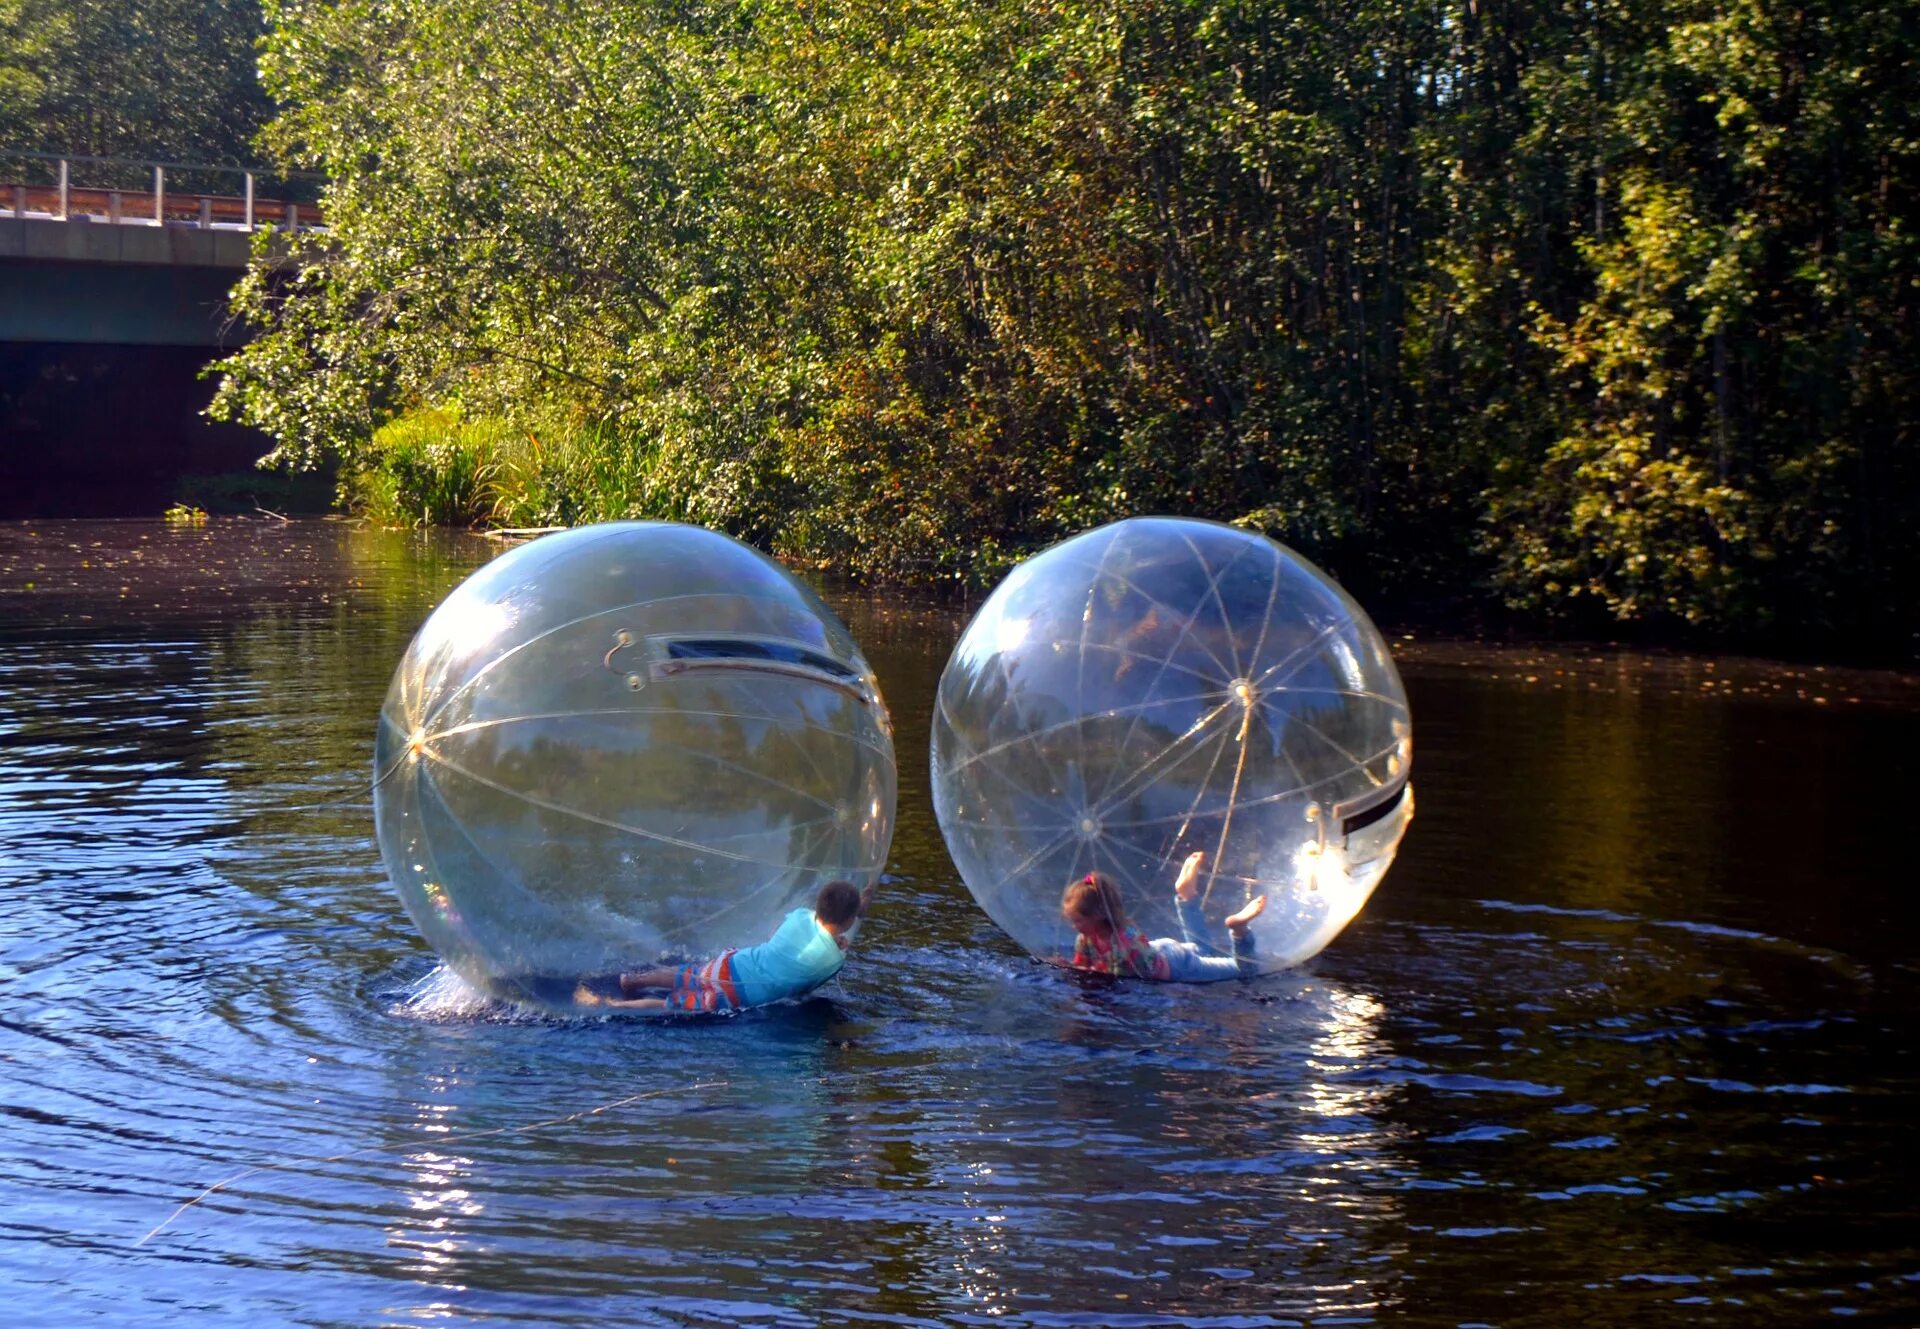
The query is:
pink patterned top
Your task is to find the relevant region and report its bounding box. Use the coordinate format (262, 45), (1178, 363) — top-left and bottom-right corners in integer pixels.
(1072, 926), (1172, 980)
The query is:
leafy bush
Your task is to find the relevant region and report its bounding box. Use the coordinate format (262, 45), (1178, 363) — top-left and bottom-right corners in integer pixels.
(211, 0), (1920, 652)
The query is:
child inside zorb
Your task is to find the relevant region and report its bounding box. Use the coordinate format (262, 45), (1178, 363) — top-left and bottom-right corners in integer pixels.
(1060, 851), (1265, 981)
(575, 879), (866, 1013)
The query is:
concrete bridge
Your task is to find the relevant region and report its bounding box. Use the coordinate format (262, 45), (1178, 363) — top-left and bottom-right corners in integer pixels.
(1, 156), (324, 517)
(1, 155), (319, 348)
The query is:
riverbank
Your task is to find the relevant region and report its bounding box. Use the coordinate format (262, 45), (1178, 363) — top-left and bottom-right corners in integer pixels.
(292, 406), (1916, 667)
(8, 516), (1919, 690)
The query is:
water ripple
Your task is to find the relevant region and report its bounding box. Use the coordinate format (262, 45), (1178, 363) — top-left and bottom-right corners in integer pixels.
(0, 521), (1915, 1326)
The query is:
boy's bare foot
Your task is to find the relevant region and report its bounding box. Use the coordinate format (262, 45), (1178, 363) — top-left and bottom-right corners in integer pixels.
(1225, 894), (1267, 931)
(574, 984), (606, 1006)
(1173, 850), (1207, 900)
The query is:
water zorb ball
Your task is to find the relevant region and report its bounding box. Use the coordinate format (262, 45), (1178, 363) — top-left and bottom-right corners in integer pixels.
(374, 522), (896, 1007)
(932, 517), (1411, 976)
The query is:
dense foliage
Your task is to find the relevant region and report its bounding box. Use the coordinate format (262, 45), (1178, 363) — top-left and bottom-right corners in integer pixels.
(1, 0), (272, 170)
(212, 0), (1920, 650)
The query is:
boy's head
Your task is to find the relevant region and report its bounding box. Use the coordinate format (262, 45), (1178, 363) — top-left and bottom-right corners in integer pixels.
(1061, 872), (1127, 938)
(814, 879), (863, 934)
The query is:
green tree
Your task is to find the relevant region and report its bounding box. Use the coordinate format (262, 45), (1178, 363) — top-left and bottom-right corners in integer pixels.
(0, 1), (67, 128)
(3, 0), (273, 171)
(1477, 0), (1920, 635)
(212, 0), (1920, 651)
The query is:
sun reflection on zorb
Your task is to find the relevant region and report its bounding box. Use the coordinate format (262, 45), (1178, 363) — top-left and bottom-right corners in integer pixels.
(373, 522), (897, 1009)
(932, 517), (1412, 976)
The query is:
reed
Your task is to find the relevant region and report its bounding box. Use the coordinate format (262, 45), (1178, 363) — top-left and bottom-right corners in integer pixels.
(343, 406), (701, 531)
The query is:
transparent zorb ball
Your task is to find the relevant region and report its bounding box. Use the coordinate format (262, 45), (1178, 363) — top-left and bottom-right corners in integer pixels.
(931, 517), (1410, 977)
(374, 522), (896, 1008)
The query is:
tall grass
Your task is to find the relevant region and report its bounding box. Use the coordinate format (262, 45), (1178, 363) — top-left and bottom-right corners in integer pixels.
(343, 410), (501, 527)
(342, 408), (693, 529)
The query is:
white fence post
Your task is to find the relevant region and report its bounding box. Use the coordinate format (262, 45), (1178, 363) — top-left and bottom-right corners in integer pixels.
(154, 165), (165, 224)
(57, 158), (69, 218)
(244, 171), (254, 231)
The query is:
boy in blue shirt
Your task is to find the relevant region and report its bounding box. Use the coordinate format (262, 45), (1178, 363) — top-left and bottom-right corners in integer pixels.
(575, 879), (865, 1014)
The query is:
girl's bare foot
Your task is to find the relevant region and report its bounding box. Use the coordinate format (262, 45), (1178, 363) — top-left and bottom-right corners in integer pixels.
(1174, 850), (1207, 900)
(1225, 894), (1267, 931)
(574, 984), (606, 1006)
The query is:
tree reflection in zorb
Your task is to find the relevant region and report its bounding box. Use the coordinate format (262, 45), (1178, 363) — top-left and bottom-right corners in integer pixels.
(932, 517), (1412, 976)
(373, 523), (896, 1010)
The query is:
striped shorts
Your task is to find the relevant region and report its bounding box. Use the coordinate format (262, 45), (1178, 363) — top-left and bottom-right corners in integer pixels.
(667, 950), (743, 1013)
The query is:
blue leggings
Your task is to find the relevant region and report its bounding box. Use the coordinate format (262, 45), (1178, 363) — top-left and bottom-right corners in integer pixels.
(1151, 895), (1257, 981)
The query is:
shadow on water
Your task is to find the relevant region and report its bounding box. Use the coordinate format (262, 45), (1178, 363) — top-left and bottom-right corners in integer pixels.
(0, 519), (1915, 1325)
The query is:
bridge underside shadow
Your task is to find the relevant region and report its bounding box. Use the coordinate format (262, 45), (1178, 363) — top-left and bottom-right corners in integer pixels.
(0, 340), (279, 517)
(1, 253), (246, 346)
(0, 225), (311, 516)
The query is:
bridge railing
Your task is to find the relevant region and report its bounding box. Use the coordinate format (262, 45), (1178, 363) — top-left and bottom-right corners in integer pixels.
(2, 151), (325, 232)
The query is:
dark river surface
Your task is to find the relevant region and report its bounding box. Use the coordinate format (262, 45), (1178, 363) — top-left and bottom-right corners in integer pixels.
(2, 519), (1916, 1328)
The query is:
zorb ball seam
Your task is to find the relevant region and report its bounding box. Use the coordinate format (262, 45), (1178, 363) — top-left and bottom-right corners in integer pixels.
(931, 516), (1411, 978)
(373, 521), (897, 1009)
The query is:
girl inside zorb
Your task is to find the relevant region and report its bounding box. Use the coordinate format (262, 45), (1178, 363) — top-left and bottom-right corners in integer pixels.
(1061, 852), (1265, 981)
(932, 516), (1413, 979)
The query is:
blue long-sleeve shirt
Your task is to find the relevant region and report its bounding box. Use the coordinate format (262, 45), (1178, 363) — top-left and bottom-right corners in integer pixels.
(728, 907), (846, 1005)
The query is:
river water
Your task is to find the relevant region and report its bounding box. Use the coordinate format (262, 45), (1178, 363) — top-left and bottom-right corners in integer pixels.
(2, 519), (1915, 1327)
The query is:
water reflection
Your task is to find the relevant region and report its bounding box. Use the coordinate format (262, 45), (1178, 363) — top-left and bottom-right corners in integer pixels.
(392, 1079), (482, 1287)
